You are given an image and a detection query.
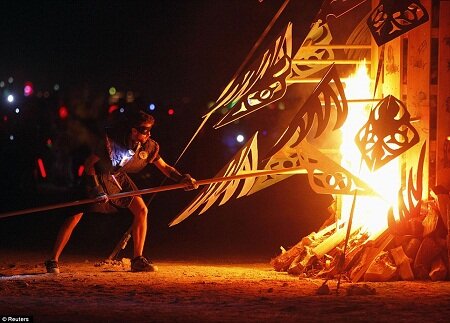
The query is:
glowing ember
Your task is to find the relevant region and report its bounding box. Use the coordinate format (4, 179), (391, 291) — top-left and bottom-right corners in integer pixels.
(339, 61), (401, 235)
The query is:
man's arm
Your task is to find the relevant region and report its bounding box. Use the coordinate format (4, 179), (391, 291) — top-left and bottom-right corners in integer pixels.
(82, 153), (108, 202)
(153, 158), (198, 190)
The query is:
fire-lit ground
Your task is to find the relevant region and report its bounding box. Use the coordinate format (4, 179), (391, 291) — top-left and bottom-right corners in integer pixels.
(1, 251), (450, 322)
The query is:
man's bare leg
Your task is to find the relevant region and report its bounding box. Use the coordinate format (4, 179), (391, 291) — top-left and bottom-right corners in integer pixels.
(128, 197), (147, 258)
(128, 196), (156, 272)
(50, 212), (83, 261)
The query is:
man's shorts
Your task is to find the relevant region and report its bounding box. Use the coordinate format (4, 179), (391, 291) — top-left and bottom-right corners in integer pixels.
(86, 172), (139, 214)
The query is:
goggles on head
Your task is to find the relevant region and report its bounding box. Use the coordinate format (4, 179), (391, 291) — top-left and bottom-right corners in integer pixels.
(135, 126), (151, 136)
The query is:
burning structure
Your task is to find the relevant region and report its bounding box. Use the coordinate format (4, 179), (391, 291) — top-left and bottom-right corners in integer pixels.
(266, 0), (450, 282)
(165, 0), (450, 283)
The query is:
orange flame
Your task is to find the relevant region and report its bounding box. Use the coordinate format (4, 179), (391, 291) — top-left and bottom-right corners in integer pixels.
(339, 61), (400, 236)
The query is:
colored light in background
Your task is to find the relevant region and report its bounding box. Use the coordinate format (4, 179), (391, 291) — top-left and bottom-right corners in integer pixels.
(58, 106), (69, 119)
(37, 158), (47, 178)
(3, 116), (7, 122)
(148, 103), (156, 111)
(46, 138), (53, 148)
(15, 108), (20, 114)
(54, 84), (60, 91)
(108, 105), (119, 114)
(7, 95), (14, 103)
(9, 135), (14, 141)
(78, 165), (85, 177)
(236, 134), (245, 143)
(168, 108), (174, 115)
(119, 107), (125, 113)
(109, 87), (117, 95)
(8, 77), (13, 84)
(24, 82), (34, 96)
(0, 81), (4, 88)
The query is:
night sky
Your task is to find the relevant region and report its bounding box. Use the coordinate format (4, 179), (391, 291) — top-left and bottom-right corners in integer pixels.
(0, 1), (329, 260)
(1, 1), (294, 103)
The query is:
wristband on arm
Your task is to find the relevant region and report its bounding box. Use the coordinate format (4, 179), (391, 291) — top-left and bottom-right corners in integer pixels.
(84, 174), (107, 200)
(168, 168), (197, 190)
(168, 168), (184, 183)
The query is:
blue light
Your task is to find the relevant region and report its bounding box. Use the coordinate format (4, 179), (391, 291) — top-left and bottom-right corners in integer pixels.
(119, 107), (125, 113)
(148, 103), (156, 111)
(7, 95), (14, 103)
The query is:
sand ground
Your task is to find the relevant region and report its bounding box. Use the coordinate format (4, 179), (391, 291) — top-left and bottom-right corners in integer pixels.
(1, 251), (450, 322)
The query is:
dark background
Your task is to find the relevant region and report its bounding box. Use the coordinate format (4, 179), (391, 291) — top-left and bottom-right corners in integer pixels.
(0, 1), (331, 261)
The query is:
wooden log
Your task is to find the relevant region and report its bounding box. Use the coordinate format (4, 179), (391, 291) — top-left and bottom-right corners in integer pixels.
(422, 204), (440, 237)
(438, 194), (449, 228)
(408, 218), (425, 238)
(286, 253), (304, 275)
(364, 251), (398, 282)
(350, 231), (394, 282)
(270, 242), (305, 272)
(429, 257), (448, 281)
(343, 235), (370, 271)
(430, 185), (449, 227)
(390, 246), (414, 280)
(402, 237), (422, 259)
(270, 223), (337, 271)
(414, 237), (442, 279)
(394, 234), (410, 249)
(312, 224), (361, 258)
(431, 187), (450, 278)
(287, 225), (351, 275)
(350, 246), (375, 282)
(287, 247), (316, 275)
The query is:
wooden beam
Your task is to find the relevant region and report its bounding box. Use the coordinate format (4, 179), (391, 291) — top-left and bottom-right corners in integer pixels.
(302, 45), (371, 49)
(292, 59), (371, 65)
(405, 0), (432, 199)
(436, 0), (450, 189)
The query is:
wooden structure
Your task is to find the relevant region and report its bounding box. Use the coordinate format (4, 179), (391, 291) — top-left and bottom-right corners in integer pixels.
(272, 0), (450, 282)
(373, 0), (450, 199)
(436, 0), (450, 190)
(293, 0), (448, 209)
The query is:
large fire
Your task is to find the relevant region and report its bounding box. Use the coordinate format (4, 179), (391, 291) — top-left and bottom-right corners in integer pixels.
(339, 61), (401, 236)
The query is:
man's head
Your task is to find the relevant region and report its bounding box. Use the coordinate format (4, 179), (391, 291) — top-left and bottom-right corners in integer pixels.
(130, 111), (155, 143)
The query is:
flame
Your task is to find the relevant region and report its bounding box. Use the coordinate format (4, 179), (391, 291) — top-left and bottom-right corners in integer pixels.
(339, 61), (400, 236)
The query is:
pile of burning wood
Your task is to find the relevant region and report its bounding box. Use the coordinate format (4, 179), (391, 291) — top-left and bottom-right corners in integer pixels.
(271, 186), (450, 282)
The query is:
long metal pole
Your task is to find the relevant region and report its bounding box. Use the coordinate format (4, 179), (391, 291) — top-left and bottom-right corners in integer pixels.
(0, 167), (308, 220)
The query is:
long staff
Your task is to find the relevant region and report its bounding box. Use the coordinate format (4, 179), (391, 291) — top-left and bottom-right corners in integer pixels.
(0, 166), (308, 220)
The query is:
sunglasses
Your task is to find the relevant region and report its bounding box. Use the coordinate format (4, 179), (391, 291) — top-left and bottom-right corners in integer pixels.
(135, 126), (151, 136)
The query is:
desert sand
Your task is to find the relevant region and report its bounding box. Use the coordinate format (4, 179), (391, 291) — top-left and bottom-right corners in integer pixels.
(1, 250), (450, 322)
